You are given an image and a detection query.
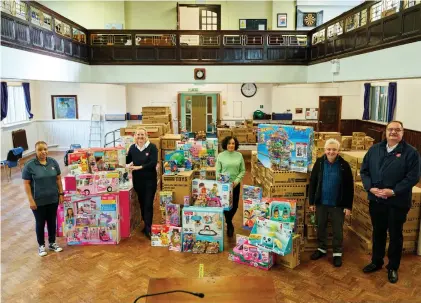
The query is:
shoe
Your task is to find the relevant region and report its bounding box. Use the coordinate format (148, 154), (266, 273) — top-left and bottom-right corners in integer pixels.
(227, 225), (234, 238)
(310, 250), (326, 260)
(363, 263), (382, 273)
(144, 231), (151, 240)
(388, 269), (398, 283)
(49, 243), (63, 252)
(38, 245), (47, 257)
(333, 256), (342, 267)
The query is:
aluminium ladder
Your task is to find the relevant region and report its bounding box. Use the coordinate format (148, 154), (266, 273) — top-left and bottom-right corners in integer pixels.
(88, 105), (103, 148)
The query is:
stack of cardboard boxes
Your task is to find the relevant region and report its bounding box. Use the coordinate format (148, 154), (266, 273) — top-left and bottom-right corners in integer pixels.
(217, 126), (256, 144)
(349, 182), (420, 255)
(141, 106), (173, 133)
(312, 132), (342, 161)
(340, 150), (367, 183)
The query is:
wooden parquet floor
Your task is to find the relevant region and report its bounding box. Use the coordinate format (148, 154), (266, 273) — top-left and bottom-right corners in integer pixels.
(1, 152), (421, 303)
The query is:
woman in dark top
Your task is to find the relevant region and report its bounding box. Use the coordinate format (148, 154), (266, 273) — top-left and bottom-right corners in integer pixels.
(126, 128), (158, 239)
(22, 141), (64, 257)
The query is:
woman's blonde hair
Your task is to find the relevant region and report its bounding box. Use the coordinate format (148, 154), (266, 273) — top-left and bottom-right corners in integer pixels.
(135, 128), (148, 137)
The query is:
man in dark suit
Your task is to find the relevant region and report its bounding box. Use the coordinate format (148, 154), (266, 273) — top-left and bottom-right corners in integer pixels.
(360, 121), (420, 283)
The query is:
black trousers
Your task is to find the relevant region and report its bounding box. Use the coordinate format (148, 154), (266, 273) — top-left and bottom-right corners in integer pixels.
(32, 203), (59, 246)
(224, 184), (241, 227)
(133, 178), (157, 233)
(316, 205), (345, 254)
(369, 201), (409, 270)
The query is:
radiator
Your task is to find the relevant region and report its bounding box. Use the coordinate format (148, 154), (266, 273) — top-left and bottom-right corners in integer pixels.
(12, 129), (28, 151)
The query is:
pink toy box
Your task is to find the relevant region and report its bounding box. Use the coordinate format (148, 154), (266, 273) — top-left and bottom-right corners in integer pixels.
(74, 171), (119, 196)
(63, 193), (120, 245)
(229, 234), (274, 270)
(43, 204), (65, 237)
(191, 179), (232, 210)
(165, 203), (180, 227)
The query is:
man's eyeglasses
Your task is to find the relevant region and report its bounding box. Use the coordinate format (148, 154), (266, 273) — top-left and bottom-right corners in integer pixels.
(387, 128), (403, 133)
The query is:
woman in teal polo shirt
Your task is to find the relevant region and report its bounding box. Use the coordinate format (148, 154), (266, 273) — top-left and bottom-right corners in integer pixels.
(22, 141), (64, 257)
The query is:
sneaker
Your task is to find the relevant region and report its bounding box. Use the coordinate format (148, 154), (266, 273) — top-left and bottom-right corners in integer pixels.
(333, 256), (342, 267)
(49, 243), (63, 252)
(38, 245), (47, 257)
(310, 250), (326, 260)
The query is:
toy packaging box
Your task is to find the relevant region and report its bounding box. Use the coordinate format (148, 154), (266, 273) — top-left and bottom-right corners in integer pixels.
(120, 136), (135, 150)
(243, 185), (263, 201)
(151, 224), (170, 247)
(192, 179), (232, 210)
(68, 151), (89, 175)
(217, 172), (230, 183)
(243, 199), (272, 230)
(269, 200), (297, 223)
(257, 124), (314, 173)
(228, 234), (274, 270)
(175, 139), (218, 169)
(249, 217), (294, 256)
(168, 226), (182, 252)
(182, 207), (224, 252)
(181, 230), (196, 252)
(165, 203), (180, 227)
(63, 193), (120, 245)
(163, 150), (192, 174)
(75, 172), (119, 196)
(115, 167), (132, 189)
(160, 191), (173, 208)
(88, 148), (126, 172)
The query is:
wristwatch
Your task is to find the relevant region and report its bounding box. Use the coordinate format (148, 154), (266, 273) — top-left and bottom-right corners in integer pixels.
(391, 190), (395, 196)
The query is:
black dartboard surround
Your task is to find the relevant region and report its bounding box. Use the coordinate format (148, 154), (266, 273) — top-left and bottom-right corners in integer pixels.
(241, 83), (257, 98)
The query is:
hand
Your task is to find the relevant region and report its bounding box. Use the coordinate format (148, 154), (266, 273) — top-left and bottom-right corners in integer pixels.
(370, 187), (387, 199)
(378, 189), (394, 198)
(309, 205), (316, 212)
(233, 182), (238, 188)
(344, 209), (351, 216)
(59, 195), (64, 204)
(129, 165), (142, 171)
(29, 199), (37, 210)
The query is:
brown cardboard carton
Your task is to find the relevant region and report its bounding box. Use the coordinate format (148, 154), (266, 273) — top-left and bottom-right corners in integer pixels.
(340, 151), (367, 170)
(341, 136), (353, 150)
(217, 128), (232, 142)
(316, 132), (341, 141)
(142, 115), (171, 124)
(352, 132), (366, 138)
(263, 184), (308, 199)
(161, 134), (182, 150)
(306, 224), (333, 240)
(247, 133), (257, 143)
(232, 127), (250, 135)
(142, 106), (171, 115)
(275, 235), (301, 269)
(162, 171), (194, 204)
(266, 168), (309, 185)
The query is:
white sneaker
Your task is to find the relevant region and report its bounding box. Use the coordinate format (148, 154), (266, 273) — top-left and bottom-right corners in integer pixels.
(48, 243), (63, 252)
(38, 245), (47, 257)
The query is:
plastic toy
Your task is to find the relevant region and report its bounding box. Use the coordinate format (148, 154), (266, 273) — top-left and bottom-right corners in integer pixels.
(217, 173), (230, 183)
(269, 200), (297, 223)
(192, 240), (207, 253)
(192, 179), (232, 210)
(242, 185), (263, 201)
(205, 242), (220, 254)
(182, 231), (195, 252)
(165, 203), (180, 227)
(229, 236), (274, 270)
(151, 224), (170, 247)
(169, 227), (182, 252)
(160, 191), (173, 208)
(242, 199), (272, 230)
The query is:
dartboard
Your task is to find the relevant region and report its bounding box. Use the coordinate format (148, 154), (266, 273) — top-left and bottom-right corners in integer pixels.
(303, 13), (317, 27)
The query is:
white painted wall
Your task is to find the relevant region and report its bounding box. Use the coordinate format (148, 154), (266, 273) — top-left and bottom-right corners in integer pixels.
(307, 42), (421, 83)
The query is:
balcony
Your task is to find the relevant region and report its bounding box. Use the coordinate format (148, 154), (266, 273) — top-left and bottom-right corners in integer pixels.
(1, 1), (420, 66)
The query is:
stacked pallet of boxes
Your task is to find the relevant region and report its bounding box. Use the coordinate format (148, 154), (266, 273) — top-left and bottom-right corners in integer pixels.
(349, 182), (421, 255)
(141, 106), (173, 133)
(312, 132), (342, 167)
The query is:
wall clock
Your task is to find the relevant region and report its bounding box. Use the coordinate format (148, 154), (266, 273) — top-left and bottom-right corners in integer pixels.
(241, 83), (257, 98)
(194, 68), (206, 80)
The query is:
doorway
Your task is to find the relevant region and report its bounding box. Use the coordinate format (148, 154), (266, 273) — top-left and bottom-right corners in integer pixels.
(178, 93), (220, 134)
(318, 96), (342, 132)
(177, 4), (221, 30)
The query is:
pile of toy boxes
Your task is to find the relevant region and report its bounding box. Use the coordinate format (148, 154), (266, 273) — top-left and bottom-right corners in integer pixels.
(62, 147), (130, 246)
(141, 106), (173, 133)
(151, 173), (233, 253)
(229, 184), (299, 270)
(349, 182), (421, 255)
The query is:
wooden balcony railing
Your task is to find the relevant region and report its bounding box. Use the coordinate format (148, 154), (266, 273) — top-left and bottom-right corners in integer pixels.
(1, 1), (420, 66)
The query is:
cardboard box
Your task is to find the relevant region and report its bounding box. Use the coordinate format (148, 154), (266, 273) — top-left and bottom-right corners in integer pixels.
(341, 136), (353, 150)
(161, 134), (182, 150)
(142, 106), (171, 115)
(352, 132), (366, 138)
(142, 115), (171, 124)
(340, 151), (367, 170)
(316, 132), (341, 141)
(247, 133), (257, 143)
(232, 127), (250, 135)
(275, 235), (301, 269)
(265, 168), (309, 185)
(304, 238), (332, 251)
(161, 171), (194, 204)
(236, 134), (248, 143)
(217, 128), (232, 141)
(263, 184), (308, 199)
(306, 224), (333, 240)
(192, 167), (216, 180)
(121, 124), (167, 138)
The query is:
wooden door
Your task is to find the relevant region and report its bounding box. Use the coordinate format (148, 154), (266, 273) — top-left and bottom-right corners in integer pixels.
(191, 95), (206, 132)
(318, 96), (342, 132)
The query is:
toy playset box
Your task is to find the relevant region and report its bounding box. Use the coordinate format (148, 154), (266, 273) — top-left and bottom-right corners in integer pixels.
(163, 150), (192, 175)
(228, 234), (274, 270)
(192, 179), (232, 210)
(151, 224), (170, 247)
(268, 200), (297, 223)
(63, 193), (120, 245)
(257, 124), (314, 173)
(174, 138), (218, 170)
(74, 171), (119, 196)
(243, 185), (263, 201)
(182, 207), (224, 252)
(242, 198), (274, 230)
(249, 217), (294, 256)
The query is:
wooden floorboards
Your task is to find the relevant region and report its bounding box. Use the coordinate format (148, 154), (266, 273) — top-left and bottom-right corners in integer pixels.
(1, 152), (420, 303)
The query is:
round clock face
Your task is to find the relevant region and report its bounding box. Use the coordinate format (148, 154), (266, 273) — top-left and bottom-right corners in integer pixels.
(196, 70), (204, 78)
(241, 83), (257, 98)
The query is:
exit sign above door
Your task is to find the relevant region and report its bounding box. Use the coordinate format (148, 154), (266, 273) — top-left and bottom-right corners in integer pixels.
(188, 88), (199, 92)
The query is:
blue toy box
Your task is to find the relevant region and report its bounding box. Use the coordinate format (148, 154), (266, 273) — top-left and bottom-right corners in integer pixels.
(257, 124), (314, 173)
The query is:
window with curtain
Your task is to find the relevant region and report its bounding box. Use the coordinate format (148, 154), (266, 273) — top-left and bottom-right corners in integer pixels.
(2, 85), (29, 125)
(369, 86), (388, 122)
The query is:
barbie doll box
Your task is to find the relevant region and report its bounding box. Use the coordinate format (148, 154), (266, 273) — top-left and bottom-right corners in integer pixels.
(229, 234), (274, 270)
(257, 124), (314, 173)
(192, 179), (232, 210)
